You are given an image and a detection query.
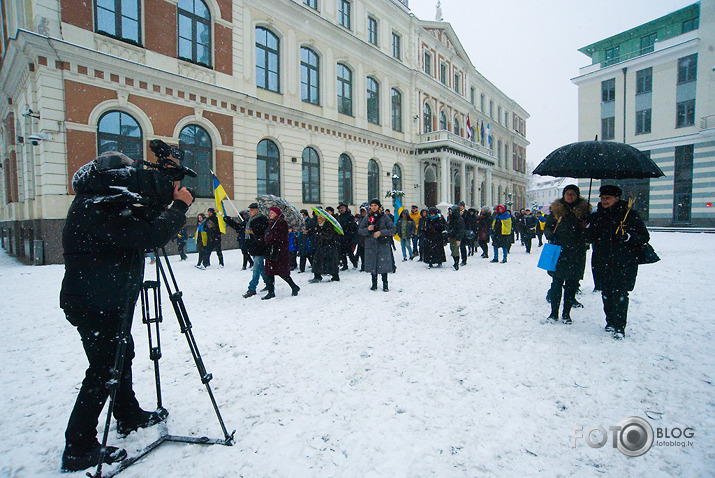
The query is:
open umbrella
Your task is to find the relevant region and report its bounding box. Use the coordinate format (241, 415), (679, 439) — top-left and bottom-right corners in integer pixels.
(311, 207), (344, 235)
(534, 141), (664, 179)
(533, 140), (665, 200)
(256, 194), (304, 232)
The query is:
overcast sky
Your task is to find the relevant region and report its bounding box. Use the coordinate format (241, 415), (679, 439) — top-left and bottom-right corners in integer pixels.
(407, 0), (697, 170)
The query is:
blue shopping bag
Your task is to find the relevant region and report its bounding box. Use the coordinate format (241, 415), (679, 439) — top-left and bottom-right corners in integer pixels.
(537, 243), (561, 271)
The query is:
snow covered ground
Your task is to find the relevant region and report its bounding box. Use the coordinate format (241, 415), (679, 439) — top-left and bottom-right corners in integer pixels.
(0, 231), (713, 477)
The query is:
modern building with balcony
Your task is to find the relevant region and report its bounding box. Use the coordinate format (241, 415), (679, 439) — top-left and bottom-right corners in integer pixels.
(0, 0), (528, 263)
(572, 0), (714, 226)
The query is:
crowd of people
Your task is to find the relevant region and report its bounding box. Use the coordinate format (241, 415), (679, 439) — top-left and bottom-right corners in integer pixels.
(187, 186), (648, 340)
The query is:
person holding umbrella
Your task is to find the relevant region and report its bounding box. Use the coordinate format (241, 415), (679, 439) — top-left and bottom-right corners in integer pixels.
(587, 185), (649, 339)
(309, 208), (341, 283)
(544, 185), (591, 324)
(358, 198), (396, 291)
(261, 207), (300, 299)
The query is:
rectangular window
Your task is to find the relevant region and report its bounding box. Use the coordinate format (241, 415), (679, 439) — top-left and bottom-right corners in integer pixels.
(480, 94), (485, 113)
(440, 63), (447, 84)
(504, 110), (509, 127)
(673, 145), (694, 223)
(676, 99), (695, 128)
(453, 73), (460, 93)
(635, 109), (651, 135)
(303, 0), (318, 10)
(682, 17), (698, 33)
(677, 54), (697, 84)
(95, 0), (141, 45)
(639, 33), (656, 54)
(497, 106), (502, 124)
(601, 78), (616, 102)
(470, 87), (475, 105)
(368, 16), (378, 46)
(391, 89), (402, 132)
(601, 117), (615, 140)
(489, 100), (494, 119)
(339, 0), (351, 29)
(424, 52), (431, 75)
(604, 46), (619, 66)
(392, 33), (401, 60)
(636, 68), (652, 94)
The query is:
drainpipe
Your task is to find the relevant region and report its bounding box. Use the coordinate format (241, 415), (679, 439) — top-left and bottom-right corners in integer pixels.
(622, 67), (628, 143)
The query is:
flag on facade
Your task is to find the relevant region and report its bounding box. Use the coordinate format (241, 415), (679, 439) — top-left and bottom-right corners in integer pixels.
(480, 121), (485, 142)
(487, 123), (491, 145)
(466, 115), (472, 140)
(213, 175), (228, 234)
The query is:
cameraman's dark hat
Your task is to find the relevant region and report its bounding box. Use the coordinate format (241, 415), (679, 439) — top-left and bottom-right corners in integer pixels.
(248, 202), (259, 209)
(599, 185), (622, 197)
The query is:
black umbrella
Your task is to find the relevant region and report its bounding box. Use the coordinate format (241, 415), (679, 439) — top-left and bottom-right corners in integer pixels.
(533, 141), (665, 179)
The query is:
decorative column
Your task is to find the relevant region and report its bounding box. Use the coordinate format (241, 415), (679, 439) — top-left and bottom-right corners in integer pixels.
(460, 161), (466, 205)
(441, 156), (450, 204)
(486, 169), (493, 206)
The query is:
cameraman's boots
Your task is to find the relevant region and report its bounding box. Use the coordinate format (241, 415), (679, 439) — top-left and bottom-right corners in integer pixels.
(117, 408), (169, 437)
(61, 442), (127, 472)
(382, 273), (389, 292)
(370, 274), (378, 291)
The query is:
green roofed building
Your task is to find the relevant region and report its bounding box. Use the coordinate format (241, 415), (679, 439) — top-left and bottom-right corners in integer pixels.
(572, 1), (715, 227)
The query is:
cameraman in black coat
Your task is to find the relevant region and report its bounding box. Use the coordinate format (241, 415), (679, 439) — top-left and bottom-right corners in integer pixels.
(60, 152), (192, 472)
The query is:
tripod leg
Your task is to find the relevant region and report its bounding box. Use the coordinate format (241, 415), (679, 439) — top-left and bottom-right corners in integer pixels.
(156, 248), (235, 444)
(141, 277), (164, 411)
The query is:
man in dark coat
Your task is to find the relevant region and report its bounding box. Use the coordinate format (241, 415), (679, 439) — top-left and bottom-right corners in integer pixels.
(309, 209), (341, 282)
(261, 207), (300, 299)
(203, 208), (224, 267)
(446, 204), (466, 270)
(544, 185), (591, 324)
(337, 203), (359, 270)
(224, 212), (254, 270)
(476, 207), (491, 258)
(587, 185), (649, 339)
(59, 152), (192, 472)
(358, 198), (396, 291)
(243, 203), (269, 298)
(522, 208), (537, 254)
(422, 207), (446, 267)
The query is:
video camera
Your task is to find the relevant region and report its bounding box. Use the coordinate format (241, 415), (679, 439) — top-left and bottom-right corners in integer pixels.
(76, 140), (197, 208)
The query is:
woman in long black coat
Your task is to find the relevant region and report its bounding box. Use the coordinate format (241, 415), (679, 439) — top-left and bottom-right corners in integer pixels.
(422, 207), (447, 268)
(544, 185), (591, 324)
(587, 185), (649, 339)
(309, 212), (341, 282)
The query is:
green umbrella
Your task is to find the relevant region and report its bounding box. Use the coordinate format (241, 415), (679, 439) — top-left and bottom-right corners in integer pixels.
(311, 207), (344, 235)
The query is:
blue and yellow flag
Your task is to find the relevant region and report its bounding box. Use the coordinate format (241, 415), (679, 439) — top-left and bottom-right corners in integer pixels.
(213, 175), (228, 234)
(394, 195), (404, 226)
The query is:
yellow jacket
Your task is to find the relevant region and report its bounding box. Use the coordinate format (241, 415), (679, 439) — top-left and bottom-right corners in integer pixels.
(409, 210), (421, 233)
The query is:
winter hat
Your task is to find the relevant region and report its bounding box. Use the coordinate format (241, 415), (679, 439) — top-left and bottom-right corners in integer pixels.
(325, 206), (335, 213)
(451, 205), (460, 214)
(370, 198), (382, 208)
(563, 184), (580, 198)
(269, 206), (282, 216)
(428, 207), (439, 215)
(599, 184), (622, 197)
(459, 201), (466, 207)
(495, 204), (506, 214)
(207, 208), (216, 214)
(338, 202), (348, 208)
(248, 202), (259, 209)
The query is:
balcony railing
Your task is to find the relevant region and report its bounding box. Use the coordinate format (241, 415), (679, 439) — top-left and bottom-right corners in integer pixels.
(418, 130), (495, 159)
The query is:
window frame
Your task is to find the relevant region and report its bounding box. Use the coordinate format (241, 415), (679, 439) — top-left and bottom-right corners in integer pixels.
(94, 0), (141, 46)
(423, 103), (432, 133)
(366, 76), (380, 125)
(439, 111), (447, 131)
(301, 147), (321, 203)
(635, 109), (652, 135)
(368, 16), (378, 46)
(257, 139), (281, 196)
(178, 124), (213, 198)
(676, 99), (695, 128)
(635, 67), (652, 95)
(339, 0), (351, 30)
(367, 159), (380, 200)
(639, 32), (656, 55)
(97, 110), (143, 162)
(601, 78), (616, 103)
(338, 153), (353, 205)
(178, 0), (212, 68)
(303, 0), (318, 10)
(424, 51), (431, 76)
(300, 46), (320, 105)
(601, 116), (615, 140)
(392, 32), (401, 60)
(677, 54), (697, 84)
(255, 26), (280, 93)
(337, 63), (353, 116)
(391, 88), (402, 133)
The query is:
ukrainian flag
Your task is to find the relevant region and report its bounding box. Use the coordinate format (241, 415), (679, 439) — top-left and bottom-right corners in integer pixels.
(393, 195), (405, 241)
(213, 175), (228, 234)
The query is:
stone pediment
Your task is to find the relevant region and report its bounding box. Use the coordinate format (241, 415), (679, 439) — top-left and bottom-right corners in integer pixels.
(422, 23), (470, 64)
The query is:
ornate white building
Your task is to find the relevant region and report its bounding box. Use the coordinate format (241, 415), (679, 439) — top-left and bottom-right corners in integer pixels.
(0, 0), (528, 263)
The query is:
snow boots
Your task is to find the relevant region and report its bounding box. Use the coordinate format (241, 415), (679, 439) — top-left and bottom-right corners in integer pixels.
(371, 274), (378, 291)
(117, 408), (169, 437)
(61, 442), (127, 472)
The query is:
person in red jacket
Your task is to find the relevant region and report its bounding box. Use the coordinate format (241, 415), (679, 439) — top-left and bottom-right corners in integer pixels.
(262, 207), (300, 299)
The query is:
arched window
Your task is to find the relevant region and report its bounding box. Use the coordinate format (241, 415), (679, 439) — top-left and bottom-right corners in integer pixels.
(391, 163), (402, 191)
(97, 111), (143, 161)
(95, 0), (140, 44)
(178, 0), (211, 68)
(179, 124), (212, 198)
(337, 63), (353, 116)
(367, 159), (380, 200)
(439, 111), (447, 130)
(453, 117), (460, 135)
(300, 47), (320, 105)
(338, 153), (353, 205)
(302, 147), (320, 203)
(257, 139), (280, 196)
(366, 76), (379, 124)
(423, 103), (432, 133)
(256, 27), (280, 92)
(391, 88), (402, 132)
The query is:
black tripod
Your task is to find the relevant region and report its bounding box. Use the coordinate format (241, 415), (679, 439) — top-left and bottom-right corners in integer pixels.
(91, 247), (234, 478)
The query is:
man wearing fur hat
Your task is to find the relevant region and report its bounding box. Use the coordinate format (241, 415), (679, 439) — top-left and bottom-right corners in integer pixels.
(544, 184), (591, 324)
(587, 184), (649, 339)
